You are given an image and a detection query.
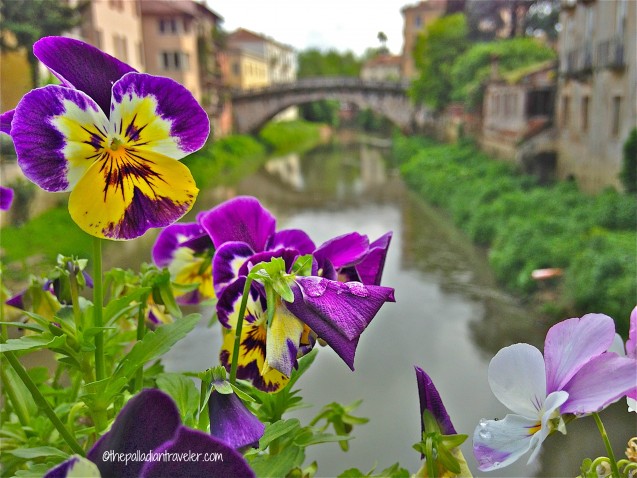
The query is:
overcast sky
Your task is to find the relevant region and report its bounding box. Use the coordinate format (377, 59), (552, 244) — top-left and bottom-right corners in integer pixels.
(205, 0), (410, 56)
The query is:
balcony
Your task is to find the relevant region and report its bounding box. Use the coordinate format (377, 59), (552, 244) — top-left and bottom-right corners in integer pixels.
(564, 43), (592, 76)
(596, 35), (625, 70)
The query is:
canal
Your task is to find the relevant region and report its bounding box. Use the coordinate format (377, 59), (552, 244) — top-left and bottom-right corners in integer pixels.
(125, 135), (632, 477)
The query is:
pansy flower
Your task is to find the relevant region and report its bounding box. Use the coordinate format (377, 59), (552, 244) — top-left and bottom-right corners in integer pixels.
(200, 196), (395, 392)
(0, 186), (14, 211)
(2, 36), (209, 240)
(45, 389), (254, 478)
(610, 306), (637, 412)
(473, 313), (636, 471)
(152, 218), (215, 304)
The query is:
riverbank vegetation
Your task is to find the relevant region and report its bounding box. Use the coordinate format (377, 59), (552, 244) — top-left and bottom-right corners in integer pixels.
(1, 120), (326, 282)
(393, 135), (636, 334)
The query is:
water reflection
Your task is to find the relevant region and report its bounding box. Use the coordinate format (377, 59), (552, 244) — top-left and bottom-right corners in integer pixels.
(162, 139), (634, 478)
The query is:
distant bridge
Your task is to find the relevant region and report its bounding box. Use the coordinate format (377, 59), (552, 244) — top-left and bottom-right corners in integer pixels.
(230, 77), (429, 134)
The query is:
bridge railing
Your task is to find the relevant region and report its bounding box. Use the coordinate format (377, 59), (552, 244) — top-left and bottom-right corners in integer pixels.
(231, 77), (410, 99)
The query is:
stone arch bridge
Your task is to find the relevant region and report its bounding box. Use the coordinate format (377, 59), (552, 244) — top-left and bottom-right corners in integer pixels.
(230, 77), (428, 134)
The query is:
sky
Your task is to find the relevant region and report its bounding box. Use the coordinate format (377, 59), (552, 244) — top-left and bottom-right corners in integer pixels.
(204, 0), (411, 56)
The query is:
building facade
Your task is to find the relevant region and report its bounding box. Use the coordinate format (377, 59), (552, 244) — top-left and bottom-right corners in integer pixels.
(557, 0), (636, 192)
(361, 54), (402, 81)
(79, 0), (145, 71)
(400, 0), (447, 78)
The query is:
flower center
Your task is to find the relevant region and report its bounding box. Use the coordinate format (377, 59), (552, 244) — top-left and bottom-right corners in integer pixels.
(109, 137), (124, 151)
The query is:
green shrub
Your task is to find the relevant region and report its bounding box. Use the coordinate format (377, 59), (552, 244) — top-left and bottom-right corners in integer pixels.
(258, 120), (322, 154)
(620, 128), (637, 193)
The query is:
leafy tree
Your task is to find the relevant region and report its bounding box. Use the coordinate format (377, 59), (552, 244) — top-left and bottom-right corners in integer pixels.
(296, 48), (362, 124)
(450, 37), (556, 110)
(620, 128), (637, 194)
(409, 13), (469, 111)
(0, 0), (86, 87)
(376, 31), (389, 54)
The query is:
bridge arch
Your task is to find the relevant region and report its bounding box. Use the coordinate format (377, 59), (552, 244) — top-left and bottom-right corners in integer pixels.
(230, 77), (428, 134)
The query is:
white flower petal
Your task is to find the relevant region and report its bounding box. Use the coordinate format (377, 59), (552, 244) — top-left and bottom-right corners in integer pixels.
(488, 343), (546, 417)
(473, 414), (538, 471)
(527, 390), (569, 463)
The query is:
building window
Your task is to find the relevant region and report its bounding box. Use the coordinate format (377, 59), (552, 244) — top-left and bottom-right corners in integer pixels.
(616, 0), (627, 36)
(232, 62), (240, 75)
(611, 96), (621, 137)
(581, 96), (589, 132)
(159, 18), (179, 34)
(415, 15), (421, 27)
(561, 95), (570, 128)
(113, 35), (128, 62)
(160, 51), (190, 71)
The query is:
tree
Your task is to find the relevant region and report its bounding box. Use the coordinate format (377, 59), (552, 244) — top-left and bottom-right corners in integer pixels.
(466, 0), (534, 41)
(0, 0), (86, 87)
(524, 0), (560, 41)
(377, 31), (388, 54)
(409, 13), (469, 111)
(450, 37), (556, 110)
(620, 128), (637, 194)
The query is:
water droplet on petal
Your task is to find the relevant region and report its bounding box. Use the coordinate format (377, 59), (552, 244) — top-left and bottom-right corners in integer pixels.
(302, 277), (328, 297)
(345, 281), (369, 297)
(479, 429), (492, 440)
(479, 418), (488, 428)
(493, 461), (501, 467)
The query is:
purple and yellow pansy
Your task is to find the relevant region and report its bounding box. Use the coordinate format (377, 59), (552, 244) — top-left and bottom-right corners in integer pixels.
(191, 196), (395, 392)
(1, 36), (209, 240)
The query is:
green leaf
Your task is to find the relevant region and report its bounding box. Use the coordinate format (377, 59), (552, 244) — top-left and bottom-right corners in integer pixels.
(338, 469), (367, 478)
(1, 364), (38, 419)
(156, 373), (199, 427)
(111, 313), (201, 384)
(103, 287), (151, 325)
(0, 334), (66, 353)
(249, 444), (304, 478)
(294, 430), (351, 447)
(259, 419), (301, 450)
(0, 321), (44, 332)
(7, 446), (69, 459)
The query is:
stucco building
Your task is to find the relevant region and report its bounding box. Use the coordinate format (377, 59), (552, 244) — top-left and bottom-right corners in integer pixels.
(361, 54), (402, 82)
(556, 0), (636, 192)
(400, 0), (447, 78)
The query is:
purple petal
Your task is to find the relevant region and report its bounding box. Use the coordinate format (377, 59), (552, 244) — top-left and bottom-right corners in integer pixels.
(140, 426), (255, 478)
(216, 277), (264, 328)
(415, 367), (457, 437)
(544, 314), (616, 393)
(152, 222), (209, 267)
(200, 196), (276, 252)
(267, 229), (316, 255)
(87, 389), (181, 478)
(44, 457), (79, 478)
(0, 109), (14, 135)
(110, 73), (210, 156)
(313, 232), (369, 270)
(285, 278), (395, 369)
(208, 390), (265, 449)
(560, 353), (637, 414)
(12, 85), (107, 192)
(5, 290), (25, 310)
(0, 186), (14, 211)
(213, 242), (255, 296)
(34, 36), (136, 114)
(44, 457), (100, 478)
(237, 248), (299, 277)
(627, 306), (637, 359)
(356, 232), (392, 286)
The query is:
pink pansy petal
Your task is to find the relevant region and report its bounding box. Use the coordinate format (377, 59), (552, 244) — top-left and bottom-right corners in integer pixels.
(201, 196), (276, 251)
(544, 313), (616, 393)
(34, 36), (136, 114)
(12, 85), (108, 192)
(560, 353), (637, 414)
(0, 109), (14, 135)
(627, 306), (637, 359)
(488, 343), (547, 418)
(109, 73), (209, 158)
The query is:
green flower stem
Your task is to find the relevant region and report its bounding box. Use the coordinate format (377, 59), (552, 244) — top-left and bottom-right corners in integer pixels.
(592, 412), (620, 478)
(425, 436), (437, 478)
(134, 302), (146, 392)
(0, 338), (84, 455)
(198, 378), (210, 431)
(92, 237), (105, 382)
(0, 360), (30, 427)
(229, 277), (253, 384)
(68, 262), (83, 334)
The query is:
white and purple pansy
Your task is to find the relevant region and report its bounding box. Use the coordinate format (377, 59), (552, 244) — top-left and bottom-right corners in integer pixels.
(44, 389), (254, 478)
(473, 313), (637, 471)
(2, 36), (209, 240)
(199, 196), (395, 392)
(152, 217), (215, 304)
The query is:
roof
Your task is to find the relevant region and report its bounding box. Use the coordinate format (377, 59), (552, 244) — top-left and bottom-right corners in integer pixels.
(363, 54), (402, 68)
(140, 0), (222, 21)
(503, 59), (557, 84)
(227, 28), (294, 51)
(401, 0), (447, 14)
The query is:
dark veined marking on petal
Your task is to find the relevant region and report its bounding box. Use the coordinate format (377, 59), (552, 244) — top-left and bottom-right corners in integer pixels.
(124, 113), (150, 143)
(242, 324), (267, 356)
(102, 185), (192, 239)
(219, 338), (283, 393)
(80, 123), (107, 150)
(98, 148), (170, 202)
